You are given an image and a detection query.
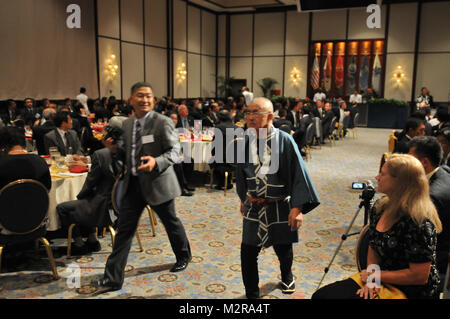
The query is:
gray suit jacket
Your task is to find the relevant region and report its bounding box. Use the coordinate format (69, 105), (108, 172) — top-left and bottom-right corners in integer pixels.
(119, 111), (181, 206)
(43, 128), (83, 156)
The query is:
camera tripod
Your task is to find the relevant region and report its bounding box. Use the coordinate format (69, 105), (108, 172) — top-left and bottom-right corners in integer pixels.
(315, 186), (376, 291)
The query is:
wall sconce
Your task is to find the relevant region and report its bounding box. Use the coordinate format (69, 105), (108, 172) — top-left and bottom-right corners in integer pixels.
(393, 65), (405, 87)
(106, 54), (119, 81)
(177, 63), (187, 81)
(290, 67), (301, 85)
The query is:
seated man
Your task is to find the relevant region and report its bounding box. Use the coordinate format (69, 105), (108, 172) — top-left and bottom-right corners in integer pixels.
(273, 108), (293, 134)
(293, 107), (313, 156)
(437, 129), (450, 166)
(321, 102), (334, 143)
(408, 136), (450, 292)
(56, 129), (123, 255)
(43, 111), (84, 156)
(32, 108), (56, 155)
(394, 117), (426, 154)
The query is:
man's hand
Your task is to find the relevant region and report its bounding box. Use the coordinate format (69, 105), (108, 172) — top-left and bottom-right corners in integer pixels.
(288, 207), (303, 231)
(138, 156), (157, 172)
(240, 202), (245, 216)
(103, 137), (118, 153)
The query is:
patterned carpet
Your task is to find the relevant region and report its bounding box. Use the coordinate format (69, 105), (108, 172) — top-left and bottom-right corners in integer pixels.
(0, 127), (392, 299)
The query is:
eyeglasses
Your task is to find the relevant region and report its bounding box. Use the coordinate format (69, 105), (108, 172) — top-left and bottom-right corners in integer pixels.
(244, 110), (271, 116)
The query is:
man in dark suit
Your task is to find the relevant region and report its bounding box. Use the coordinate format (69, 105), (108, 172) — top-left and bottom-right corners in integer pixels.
(321, 102), (334, 143)
(20, 98), (41, 127)
(94, 82), (191, 293)
(43, 111), (84, 156)
(312, 100), (325, 119)
(56, 146), (122, 255)
(176, 104), (194, 130)
(32, 108), (56, 155)
(286, 101), (302, 130)
(210, 110), (240, 190)
(293, 107), (313, 155)
(394, 117), (426, 154)
(274, 109), (293, 134)
(408, 136), (450, 291)
(1, 100), (19, 126)
(437, 129), (450, 166)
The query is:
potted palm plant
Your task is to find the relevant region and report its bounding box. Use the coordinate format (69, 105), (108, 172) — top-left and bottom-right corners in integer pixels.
(256, 77), (278, 98)
(216, 75), (235, 98)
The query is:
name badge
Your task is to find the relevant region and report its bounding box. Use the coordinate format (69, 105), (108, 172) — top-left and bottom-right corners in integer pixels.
(142, 135), (154, 144)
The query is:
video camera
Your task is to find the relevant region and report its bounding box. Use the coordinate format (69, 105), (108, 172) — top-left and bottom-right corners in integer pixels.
(103, 125), (123, 145)
(352, 180), (376, 205)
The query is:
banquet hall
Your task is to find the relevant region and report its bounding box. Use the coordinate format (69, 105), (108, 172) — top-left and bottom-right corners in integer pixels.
(0, 0), (449, 300)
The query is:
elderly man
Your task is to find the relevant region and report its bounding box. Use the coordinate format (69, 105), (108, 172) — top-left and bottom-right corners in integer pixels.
(236, 97), (320, 299)
(177, 104), (194, 130)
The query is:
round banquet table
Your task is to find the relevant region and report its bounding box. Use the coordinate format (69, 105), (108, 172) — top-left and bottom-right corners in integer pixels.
(180, 140), (212, 172)
(46, 170), (88, 231)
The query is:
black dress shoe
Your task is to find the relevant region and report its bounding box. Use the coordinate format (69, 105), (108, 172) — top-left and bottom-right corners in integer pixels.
(70, 243), (88, 256)
(170, 259), (190, 272)
(214, 185), (224, 190)
(181, 189), (193, 196)
(185, 185), (195, 192)
(92, 277), (121, 295)
(225, 184), (233, 190)
(85, 240), (101, 252)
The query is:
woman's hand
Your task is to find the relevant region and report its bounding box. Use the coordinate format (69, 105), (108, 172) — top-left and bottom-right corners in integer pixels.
(356, 284), (380, 299)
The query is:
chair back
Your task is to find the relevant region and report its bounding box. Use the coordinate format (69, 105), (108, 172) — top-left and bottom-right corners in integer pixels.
(343, 114), (350, 129)
(330, 117), (337, 133)
(279, 124), (291, 134)
(0, 179), (49, 234)
(353, 113), (360, 127)
(355, 225), (371, 272)
(388, 130), (398, 153)
(305, 122), (315, 145)
(111, 176), (124, 215)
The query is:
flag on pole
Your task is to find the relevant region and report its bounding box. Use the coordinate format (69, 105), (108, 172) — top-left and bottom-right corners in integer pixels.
(372, 54), (382, 94)
(346, 55), (357, 96)
(310, 55), (320, 90)
(323, 50), (332, 92)
(335, 55), (344, 89)
(359, 55), (369, 92)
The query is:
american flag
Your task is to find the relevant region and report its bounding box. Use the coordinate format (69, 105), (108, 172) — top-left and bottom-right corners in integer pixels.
(311, 55), (320, 90)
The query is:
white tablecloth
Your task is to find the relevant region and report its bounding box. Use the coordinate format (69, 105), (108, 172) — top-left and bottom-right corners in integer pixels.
(181, 141), (212, 172)
(46, 173), (88, 231)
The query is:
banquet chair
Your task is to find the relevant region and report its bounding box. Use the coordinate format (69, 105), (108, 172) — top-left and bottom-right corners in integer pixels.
(0, 179), (59, 279)
(304, 123), (315, 161)
(388, 130), (399, 153)
(327, 117), (337, 146)
(348, 113), (360, 139)
(355, 225), (371, 272)
(341, 115), (350, 139)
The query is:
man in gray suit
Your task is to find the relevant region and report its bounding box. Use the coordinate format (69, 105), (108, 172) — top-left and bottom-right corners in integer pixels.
(43, 111), (83, 156)
(94, 82), (191, 293)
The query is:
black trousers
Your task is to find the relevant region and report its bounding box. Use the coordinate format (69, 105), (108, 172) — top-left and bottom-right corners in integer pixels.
(104, 176), (191, 287)
(57, 200), (96, 239)
(311, 278), (363, 299)
(240, 243), (293, 299)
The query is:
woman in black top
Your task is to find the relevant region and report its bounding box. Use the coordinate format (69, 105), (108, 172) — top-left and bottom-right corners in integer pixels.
(312, 154), (442, 299)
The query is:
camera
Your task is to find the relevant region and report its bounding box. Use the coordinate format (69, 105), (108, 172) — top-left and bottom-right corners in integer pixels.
(352, 182), (366, 189)
(104, 125), (123, 144)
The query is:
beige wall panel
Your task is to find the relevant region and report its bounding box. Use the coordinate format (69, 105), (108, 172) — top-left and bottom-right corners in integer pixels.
(121, 0), (143, 43)
(97, 0), (119, 38)
(99, 38), (122, 99)
(254, 13), (284, 56)
(202, 56), (216, 97)
(419, 2), (450, 52)
(0, 0), (98, 100)
(145, 0), (167, 47)
(252, 57), (284, 98)
(188, 54), (201, 98)
(188, 6), (201, 54)
(202, 11), (216, 56)
(311, 10), (346, 41)
(387, 3), (417, 53)
(347, 5), (386, 40)
(173, 51), (187, 98)
(230, 14), (253, 57)
(416, 53), (450, 102)
(122, 43), (144, 97)
(230, 58), (252, 90)
(284, 56), (308, 98)
(218, 15), (226, 57)
(173, 0), (187, 50)
(286, 11), (309, 56)
(384, 54), (414, 101)
(217, 57), (226, 97)
(146, 47), (168, 97)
